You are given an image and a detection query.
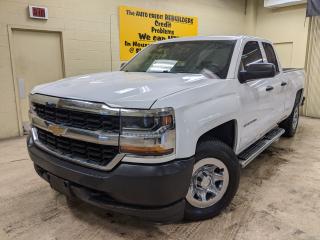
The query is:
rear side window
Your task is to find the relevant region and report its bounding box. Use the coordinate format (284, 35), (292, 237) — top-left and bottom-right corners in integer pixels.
(263, 42), (279, 72)
(240, 41), (263, 71)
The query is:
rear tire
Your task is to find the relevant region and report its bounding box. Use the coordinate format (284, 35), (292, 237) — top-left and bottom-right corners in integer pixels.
(280, 102), (300, 138)
(184, 139), (240, 221)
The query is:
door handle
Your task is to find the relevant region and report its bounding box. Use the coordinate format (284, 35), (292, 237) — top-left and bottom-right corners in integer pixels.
(266, 86), (274, 91)
(281, 82), (287, 86)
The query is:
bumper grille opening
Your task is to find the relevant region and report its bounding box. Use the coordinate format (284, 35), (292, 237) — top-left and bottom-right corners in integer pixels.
(33, 103), (120, 132)
(36, 128), (119, 167)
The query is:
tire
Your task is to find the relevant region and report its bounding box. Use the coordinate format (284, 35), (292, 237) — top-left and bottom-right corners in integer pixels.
(280, 100), (300, 138)
(184, 139), (240, 221)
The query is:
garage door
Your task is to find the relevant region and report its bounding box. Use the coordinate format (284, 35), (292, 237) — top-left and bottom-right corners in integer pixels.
(305, 17), (320, 118)
(12, 29), (64, 132)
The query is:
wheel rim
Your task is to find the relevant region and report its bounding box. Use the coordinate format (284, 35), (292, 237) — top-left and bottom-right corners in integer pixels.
(292, 105), (299, 130)
(186, 158), (229, 208)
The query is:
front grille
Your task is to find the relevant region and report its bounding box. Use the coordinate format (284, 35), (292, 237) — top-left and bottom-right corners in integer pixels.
(33, 103), (120, 132)
(36, 128), (119, 167)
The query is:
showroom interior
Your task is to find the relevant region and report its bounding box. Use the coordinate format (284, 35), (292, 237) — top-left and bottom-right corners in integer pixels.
(1, 0), (320, 239)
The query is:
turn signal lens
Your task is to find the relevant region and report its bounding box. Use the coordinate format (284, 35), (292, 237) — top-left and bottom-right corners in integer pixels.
(120, 145), (174, 156)
(161, 115), (173, 126)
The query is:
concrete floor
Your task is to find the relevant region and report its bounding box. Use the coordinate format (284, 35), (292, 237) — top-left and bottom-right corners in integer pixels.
(0, 117), (320, 240)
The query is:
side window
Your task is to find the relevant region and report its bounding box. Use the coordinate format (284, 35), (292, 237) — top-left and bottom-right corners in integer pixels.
(263, 42), (279, 72)
(240, 41), (263, 71)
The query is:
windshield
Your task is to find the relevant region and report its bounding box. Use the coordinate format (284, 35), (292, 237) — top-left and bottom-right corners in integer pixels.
(122, 40), (236, 79)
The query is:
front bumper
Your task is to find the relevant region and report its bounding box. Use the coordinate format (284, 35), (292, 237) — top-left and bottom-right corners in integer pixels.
(27, 136), (194, 222)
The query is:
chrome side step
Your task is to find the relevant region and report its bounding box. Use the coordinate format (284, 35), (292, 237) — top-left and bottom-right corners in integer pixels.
(238, 127), (285, 168)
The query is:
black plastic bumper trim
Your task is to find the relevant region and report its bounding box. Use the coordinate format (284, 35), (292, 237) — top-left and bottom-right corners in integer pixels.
(28, 136), (194, 221)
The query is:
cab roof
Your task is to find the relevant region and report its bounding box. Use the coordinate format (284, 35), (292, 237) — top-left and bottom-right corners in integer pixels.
(155, 35), (271, 44)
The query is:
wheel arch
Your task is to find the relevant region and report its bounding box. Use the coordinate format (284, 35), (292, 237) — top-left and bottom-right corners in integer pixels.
(196, 120), (238, 152)
(295, 88), (304, 106)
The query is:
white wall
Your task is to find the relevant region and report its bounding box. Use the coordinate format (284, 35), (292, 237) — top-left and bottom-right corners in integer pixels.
(255, 1), (309, 68)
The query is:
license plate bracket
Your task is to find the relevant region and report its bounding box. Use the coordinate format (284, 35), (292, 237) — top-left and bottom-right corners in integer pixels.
(48, 173), (72, 197)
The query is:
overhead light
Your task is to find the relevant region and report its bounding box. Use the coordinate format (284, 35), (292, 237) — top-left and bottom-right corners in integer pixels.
(264, 0), (307, 8)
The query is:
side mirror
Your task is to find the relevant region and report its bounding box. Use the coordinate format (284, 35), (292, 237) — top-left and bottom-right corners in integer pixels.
(120, 62), (127, 69)
(239, 63), (276, 83)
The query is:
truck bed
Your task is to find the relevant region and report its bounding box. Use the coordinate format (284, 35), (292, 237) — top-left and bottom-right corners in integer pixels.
(283, 68), (303, 73)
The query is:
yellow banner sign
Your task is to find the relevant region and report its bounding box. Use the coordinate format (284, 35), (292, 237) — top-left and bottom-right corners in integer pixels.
(119, 6), (198, 61)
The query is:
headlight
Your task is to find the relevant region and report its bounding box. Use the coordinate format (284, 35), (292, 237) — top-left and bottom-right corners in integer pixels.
(120, 107), (175, 156)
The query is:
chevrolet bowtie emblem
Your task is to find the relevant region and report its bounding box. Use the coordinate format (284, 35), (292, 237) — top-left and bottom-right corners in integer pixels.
(48, 124), (66, 136)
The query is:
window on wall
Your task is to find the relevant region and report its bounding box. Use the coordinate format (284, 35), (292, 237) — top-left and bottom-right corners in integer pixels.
(263, 42), (279, 72)
(240, 41), (263, 71)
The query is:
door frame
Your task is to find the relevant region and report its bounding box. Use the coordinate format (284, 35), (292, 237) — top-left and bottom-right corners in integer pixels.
(7, 25), (66, 136)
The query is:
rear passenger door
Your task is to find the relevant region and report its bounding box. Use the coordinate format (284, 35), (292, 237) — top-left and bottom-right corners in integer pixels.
(262, 42), (286, 121)
(238, 41), (278, 151)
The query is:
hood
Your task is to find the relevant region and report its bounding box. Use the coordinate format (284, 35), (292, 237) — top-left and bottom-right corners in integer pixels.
(31, 71), (212, 108)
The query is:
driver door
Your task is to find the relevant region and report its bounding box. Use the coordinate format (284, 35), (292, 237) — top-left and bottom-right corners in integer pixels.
(237, 41), (278, 152)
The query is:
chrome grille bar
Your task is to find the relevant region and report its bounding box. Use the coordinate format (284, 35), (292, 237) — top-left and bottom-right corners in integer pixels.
(30, 113), (119, 146)
(31, 128), (125, 171)
(29, 94), (124, 171)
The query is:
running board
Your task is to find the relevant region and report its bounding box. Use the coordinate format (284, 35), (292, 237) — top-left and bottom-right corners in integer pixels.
(238, 127), (285, 168)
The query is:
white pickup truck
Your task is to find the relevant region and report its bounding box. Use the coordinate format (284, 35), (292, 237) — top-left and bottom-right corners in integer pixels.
(27, 36), (304, 222)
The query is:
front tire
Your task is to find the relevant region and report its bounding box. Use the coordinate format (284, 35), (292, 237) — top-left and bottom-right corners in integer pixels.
(184, 139), (240, 221)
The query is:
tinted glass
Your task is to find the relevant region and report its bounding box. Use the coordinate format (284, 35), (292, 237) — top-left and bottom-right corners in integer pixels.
(240, 41), (263, 71)
(122, 40), (236, 79)
(263, 42), (279, 72)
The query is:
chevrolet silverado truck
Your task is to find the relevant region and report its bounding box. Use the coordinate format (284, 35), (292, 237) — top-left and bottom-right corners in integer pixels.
(27, 36), (304, 222)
